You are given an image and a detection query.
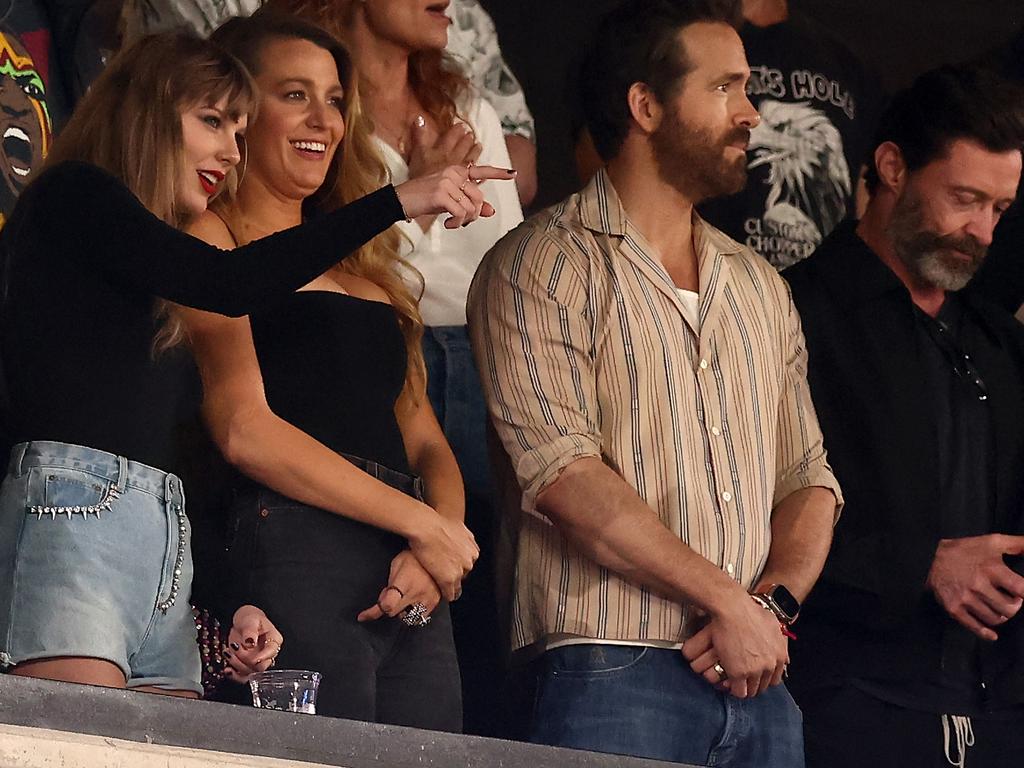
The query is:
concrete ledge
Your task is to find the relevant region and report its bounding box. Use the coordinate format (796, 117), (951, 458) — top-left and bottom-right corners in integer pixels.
(0, 675), (685, 768)
(0, 723), (335, 768)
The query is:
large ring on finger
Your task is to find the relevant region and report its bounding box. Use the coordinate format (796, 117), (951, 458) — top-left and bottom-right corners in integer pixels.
(712, 662), (727, 680)
(400, 602), (432, 628)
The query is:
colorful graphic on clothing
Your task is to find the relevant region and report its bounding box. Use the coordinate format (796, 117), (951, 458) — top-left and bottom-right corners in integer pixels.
(0, 28), (51, 226)
(744, 99), (851, 269)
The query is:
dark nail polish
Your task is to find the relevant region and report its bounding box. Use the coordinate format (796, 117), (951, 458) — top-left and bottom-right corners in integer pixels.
(230, 642), (240, 651)
(244, 638), (256, 649)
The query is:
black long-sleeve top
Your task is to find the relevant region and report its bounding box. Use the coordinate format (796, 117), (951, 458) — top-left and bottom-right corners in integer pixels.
(0, 161), (405, 474)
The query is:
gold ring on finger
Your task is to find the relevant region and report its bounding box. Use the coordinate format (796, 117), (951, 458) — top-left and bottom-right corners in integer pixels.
(712, 662), (727, 680)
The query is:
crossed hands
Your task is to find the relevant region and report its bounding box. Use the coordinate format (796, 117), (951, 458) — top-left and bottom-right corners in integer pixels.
(358, 549), (443, 623)
(927, 533), (1024, 642)
(681, 593), (789, 699)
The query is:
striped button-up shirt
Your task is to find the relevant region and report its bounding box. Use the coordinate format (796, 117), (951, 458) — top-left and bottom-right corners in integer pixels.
(467, 170), (842, 652)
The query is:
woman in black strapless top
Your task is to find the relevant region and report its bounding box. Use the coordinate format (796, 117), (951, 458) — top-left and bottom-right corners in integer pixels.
(180, 12), (514, 729)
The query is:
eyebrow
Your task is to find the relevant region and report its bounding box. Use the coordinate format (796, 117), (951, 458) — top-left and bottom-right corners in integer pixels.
(274, 77), (344, 92)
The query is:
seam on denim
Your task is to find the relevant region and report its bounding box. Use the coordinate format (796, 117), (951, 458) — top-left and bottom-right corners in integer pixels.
(550, 646), (650, 676)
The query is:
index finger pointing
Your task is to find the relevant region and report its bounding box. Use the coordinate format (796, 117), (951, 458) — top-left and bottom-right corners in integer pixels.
(467, 165), (517, 182)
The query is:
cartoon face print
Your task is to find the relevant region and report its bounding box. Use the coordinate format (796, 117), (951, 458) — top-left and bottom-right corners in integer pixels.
(0, 30), (51, 212)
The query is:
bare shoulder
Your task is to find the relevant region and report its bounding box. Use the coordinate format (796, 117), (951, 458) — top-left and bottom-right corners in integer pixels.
(186, 210), (236, 249)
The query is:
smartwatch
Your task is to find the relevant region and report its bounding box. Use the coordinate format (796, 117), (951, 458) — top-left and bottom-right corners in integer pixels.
(752, 584), (800, 625)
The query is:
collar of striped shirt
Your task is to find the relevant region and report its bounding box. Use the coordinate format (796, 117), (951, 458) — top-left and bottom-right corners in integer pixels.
(468, 168), (841, 653)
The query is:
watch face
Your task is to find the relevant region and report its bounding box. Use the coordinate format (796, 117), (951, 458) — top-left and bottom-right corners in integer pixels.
(771, 585), (800, 620)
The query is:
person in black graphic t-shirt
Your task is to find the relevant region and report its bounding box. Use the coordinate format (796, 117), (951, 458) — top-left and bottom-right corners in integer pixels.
(700, 0), (884, 269)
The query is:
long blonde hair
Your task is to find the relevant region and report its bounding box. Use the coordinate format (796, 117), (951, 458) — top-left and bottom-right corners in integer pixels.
(211, 10), (427, 399)
(45, 32), (257, 350)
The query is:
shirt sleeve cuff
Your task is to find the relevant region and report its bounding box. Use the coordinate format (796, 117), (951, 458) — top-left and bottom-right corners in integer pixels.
(517, 434), (602, 518)
(773, 469), (844, 523)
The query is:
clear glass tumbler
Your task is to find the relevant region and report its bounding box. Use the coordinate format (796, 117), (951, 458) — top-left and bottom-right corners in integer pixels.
(249, 669), (322, 715)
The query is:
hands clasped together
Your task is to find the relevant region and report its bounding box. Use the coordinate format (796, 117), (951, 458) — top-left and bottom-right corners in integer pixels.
(682, 591), (790, 700)
(359, 515), (480, 626)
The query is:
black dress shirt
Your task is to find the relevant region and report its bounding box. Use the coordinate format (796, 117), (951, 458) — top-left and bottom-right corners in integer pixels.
(784, 222), (1024, 713)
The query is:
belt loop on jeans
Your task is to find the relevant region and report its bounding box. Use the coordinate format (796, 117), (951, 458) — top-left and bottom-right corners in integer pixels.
(115, 454), (129, 493)
(8, 442), (28, 478)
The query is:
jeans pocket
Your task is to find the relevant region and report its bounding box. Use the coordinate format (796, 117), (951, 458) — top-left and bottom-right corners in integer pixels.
(547, 644), (650, 677)
(37, 467), (109, 511)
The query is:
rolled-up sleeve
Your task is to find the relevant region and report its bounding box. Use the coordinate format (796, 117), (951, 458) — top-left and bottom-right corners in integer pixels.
(773, 282), (844, 520)
(468, 225), (601, 515)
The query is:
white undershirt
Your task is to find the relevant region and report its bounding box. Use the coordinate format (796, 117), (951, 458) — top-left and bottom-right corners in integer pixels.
(675, 288), (700, 330)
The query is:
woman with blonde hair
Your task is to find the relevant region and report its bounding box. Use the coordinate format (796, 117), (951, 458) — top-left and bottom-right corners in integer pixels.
(181, 9), (516, 727)
(0, 29), (496, 697)
(267, 0), (525, 734)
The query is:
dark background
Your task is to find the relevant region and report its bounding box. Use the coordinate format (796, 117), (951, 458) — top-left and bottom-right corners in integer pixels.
(479, 0), (1024, 209)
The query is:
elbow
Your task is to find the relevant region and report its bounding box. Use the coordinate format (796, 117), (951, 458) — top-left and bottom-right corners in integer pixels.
(211, 405), (270, 479)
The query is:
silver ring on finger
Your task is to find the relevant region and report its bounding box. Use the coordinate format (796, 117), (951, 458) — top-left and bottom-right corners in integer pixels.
(400, 602), (432, 628)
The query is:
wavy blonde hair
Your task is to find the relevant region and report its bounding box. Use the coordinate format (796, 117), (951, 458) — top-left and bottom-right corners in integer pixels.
(44, 32), (256, 352)
(264, 0), (471, 148)
(212, 9), (427, 399)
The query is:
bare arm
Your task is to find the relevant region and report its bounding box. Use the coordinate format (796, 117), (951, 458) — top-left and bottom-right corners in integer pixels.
(537, 457), (745, 612)
(397, 391), (466, 524)
(540, 456), (788, 699)
(753, 486), (837, 601)
(180, 215), (478, 600)
(356, 389), (468, 623)
(504, 134), (537, 208)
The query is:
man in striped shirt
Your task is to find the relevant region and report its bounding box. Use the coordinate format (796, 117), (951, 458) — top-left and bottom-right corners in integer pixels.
(468, 1), (841, 764)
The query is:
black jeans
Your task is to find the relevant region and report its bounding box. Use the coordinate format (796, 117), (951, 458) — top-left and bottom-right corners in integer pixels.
(227, 458), (462, 731)
(797, 682), (1024, 768)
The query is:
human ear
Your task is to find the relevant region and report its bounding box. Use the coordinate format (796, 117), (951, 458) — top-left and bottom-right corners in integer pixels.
(627, 82), (662, 134)
(873, 141), (906, 193)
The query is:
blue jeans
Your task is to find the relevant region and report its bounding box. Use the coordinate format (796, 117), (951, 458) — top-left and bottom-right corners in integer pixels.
(530, 644), (805, 767)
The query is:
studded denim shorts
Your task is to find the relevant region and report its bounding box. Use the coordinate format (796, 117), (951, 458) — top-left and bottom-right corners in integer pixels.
(0, 441), (201, 694)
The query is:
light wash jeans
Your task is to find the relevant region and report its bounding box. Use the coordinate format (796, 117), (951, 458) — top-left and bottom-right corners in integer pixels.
(0, 440), (201, 693)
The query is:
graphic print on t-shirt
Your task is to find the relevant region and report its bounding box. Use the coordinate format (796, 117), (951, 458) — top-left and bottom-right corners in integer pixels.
(746, 98), (851, 269)
(743, 67), (854, 269)
(698, 17), (882, 272)
(0, 26), (52, 228)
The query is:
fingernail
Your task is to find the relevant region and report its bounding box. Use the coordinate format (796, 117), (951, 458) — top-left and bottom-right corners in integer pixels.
(415, 114), (425, 128)
(505, 168), (517, 174)
(224, 651), (232, 659)
(244, 638), (256, 649)
(230, 642), (240, 651)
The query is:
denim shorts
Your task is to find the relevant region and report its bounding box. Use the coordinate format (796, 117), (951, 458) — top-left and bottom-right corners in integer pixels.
(0, 441), (201, 694)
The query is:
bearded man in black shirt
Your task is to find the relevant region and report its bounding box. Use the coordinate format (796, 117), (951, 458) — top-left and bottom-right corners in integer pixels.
(784, 65), (1024, 768)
